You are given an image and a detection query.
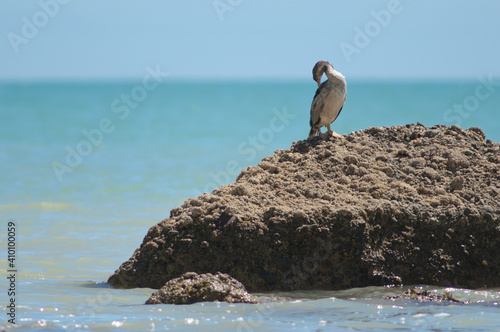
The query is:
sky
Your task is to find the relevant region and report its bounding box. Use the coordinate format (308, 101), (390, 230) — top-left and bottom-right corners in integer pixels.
(1, 0), (499, 81)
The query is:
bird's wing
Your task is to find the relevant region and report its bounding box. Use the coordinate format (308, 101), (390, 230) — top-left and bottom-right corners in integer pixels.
(330, 90), (346, 123)
(331, 105), (343, 123)
(309, 83), (327, 128)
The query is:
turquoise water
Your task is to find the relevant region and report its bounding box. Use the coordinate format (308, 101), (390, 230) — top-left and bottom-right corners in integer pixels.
(1, 80), (499, 330)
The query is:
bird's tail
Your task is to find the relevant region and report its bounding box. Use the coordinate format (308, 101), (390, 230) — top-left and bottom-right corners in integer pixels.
(308, 127), (318, 140)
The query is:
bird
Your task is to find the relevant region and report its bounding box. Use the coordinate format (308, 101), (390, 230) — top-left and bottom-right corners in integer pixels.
(308, 60), (346, 140)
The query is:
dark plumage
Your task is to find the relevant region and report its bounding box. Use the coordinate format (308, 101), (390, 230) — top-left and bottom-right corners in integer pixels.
(308, 60), (346, 140)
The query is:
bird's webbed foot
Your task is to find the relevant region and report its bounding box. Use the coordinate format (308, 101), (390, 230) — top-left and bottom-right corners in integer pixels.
(320, 130), (343, 139)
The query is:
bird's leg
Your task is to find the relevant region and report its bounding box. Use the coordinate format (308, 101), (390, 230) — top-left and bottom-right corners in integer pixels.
(319, 127), (329, 139)
(324, 124), (343, 139)
(319, 124), (333, 138)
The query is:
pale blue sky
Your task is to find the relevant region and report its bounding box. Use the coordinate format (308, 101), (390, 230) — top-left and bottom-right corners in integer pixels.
(1, 0), (499, 81)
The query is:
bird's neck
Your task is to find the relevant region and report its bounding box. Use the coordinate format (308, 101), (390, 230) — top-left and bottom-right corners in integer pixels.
(324, 67), (344, 82)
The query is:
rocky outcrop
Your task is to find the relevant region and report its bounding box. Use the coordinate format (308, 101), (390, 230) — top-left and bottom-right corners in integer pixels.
(109, 124), (500, 292)
(145, 272), (258, 304)
(383, 287), (461, 303)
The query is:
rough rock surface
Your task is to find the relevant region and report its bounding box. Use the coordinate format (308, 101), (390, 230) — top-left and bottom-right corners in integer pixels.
(109, 124), (500, 292)
(145, 272), (258, 304)
(383, 287), (461, 303)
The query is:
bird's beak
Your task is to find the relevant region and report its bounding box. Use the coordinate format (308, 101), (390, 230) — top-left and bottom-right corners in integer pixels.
(316, 79), (321, 88)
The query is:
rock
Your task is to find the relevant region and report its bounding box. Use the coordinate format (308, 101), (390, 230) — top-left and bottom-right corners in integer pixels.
(447, 152), (470, 172)
(145, 272), (259, 304)
(383, 287), (461, 303)
(409, 157), (426, 168)
(108, 124), (500, 292)
(449, 176), (465, 191)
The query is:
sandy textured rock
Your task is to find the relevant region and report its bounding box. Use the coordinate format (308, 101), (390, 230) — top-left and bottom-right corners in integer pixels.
(109, 124), (500, 291)
(145, 272), (258, 304)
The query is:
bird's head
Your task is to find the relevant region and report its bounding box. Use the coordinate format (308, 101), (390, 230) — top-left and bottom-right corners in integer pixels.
(312, 60), (332, 87)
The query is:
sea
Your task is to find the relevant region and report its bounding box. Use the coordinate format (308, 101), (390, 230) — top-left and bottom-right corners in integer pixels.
(1, 79), (499, 331)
